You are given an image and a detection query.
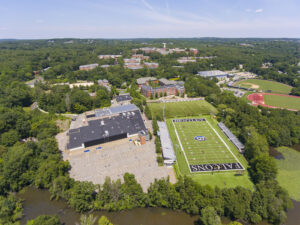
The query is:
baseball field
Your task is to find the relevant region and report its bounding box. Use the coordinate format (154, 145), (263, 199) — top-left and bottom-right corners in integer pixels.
(234, 79), (292, 94)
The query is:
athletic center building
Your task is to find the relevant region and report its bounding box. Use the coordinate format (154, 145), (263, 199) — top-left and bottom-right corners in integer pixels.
(67, 104), (148, 151)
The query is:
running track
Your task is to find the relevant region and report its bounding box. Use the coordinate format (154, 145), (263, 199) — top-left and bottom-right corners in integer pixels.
(248, 93), (300, 111)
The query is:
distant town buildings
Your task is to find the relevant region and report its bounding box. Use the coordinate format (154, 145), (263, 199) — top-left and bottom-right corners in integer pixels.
(98, 55), (122, 59)
(79, 63), (99, 71)
(177, 57), (196, 64)
(131, 54), (150, 60)
(134, 46), (196, 55)
(124, 57), (159, 70)
(240, 43), (254, 47)
(144, 62), (159, 69)
(189, 48), (198, 55)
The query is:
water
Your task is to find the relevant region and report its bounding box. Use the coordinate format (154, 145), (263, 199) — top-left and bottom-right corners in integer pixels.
(18, 187), (300, 225)
(18, 187), (198, 225)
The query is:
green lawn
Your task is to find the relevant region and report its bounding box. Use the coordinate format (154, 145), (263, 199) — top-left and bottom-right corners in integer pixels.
(234, 79), (292, 94)
(264, 95), (300, 110)
(167, 117), (253, 189)
(149, 100), (218, 119)
(276, 147), (300, 201)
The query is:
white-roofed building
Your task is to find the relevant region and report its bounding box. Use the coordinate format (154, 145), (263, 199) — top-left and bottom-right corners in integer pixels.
(197, 70), (228, 80)
(79, 63), (99, 71)
(157, 121), (176, 165)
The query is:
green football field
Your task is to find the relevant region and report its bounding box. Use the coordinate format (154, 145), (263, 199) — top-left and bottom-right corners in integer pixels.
(172, 118), (243, 172)
(148, 100), (218, 119)
(264, 94), (300, 110)
(234, 79), (292, 94)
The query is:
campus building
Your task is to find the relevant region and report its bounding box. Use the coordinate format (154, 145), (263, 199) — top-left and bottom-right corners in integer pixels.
(141, 84), (185, 98)
(197, 70), (229, 79)
(177, 57), (196, 64)
(136, 77), (158, 88)
(67, 104), (148, 151)
(116, 93), (132, 105)
(131, 54), (150, 60)
(144, 62), (159, 69)
(79, 63), (99, 71)
(98, 55), (122, 59)
(98, 79), (111, 92)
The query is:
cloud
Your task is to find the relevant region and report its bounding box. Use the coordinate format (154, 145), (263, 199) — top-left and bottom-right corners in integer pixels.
(255, 8), (263, 13)
(245, 9), (252, 12)
(141, 0), (153, 10)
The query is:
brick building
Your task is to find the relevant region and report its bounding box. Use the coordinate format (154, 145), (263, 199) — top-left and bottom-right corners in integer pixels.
(141, 84), (185, 98)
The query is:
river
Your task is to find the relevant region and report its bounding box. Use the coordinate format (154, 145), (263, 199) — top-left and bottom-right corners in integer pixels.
(18, 187), (300, 225)
(18, 187), (199, 225)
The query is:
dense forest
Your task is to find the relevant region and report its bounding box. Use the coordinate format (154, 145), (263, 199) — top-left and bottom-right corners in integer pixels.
(0, 38), (299, 225)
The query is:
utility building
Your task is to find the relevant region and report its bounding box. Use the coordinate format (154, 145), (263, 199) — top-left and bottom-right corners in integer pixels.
(67, 104), (148, 151)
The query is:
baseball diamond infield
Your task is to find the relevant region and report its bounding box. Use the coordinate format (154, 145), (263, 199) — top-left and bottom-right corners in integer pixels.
(248, 93), (300, 111)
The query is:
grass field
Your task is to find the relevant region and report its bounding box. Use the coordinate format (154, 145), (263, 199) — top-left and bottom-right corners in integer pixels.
(149, 100), (218, 119)
(264, 95), (300, 110)
(276, 147), (300, 201)
(173, 119), (239, 166)
(167, 117), (253, 189)
(234, 79), (292, 94)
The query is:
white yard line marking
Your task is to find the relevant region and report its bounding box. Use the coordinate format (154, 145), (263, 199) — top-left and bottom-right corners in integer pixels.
(172, 120), (192, 173)
(205, 120), (244, 170)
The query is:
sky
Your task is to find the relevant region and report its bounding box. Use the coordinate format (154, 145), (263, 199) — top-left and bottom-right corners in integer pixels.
(0, 0), (300, 39)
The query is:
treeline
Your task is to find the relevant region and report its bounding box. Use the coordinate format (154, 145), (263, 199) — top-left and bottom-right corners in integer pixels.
(25, 214), (113, 225)
(208, 92), (300, 147)
(1, 39), (298, 87)
(36, 84), (112, 113)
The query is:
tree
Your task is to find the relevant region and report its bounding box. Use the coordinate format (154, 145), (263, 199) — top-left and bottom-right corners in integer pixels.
(1, 145), (33, 191)
(250, 155), (278, 183)
(1, 129), (20, 147)
(200, 206), (222, 225)
(0, 195), (23, 224)
(26, 215), (62, 225)
(77, 214), (98, 225)
(67, 181), (96, 212)
(244, 127), (269, 160)
(152, 118), (158, 135)
(49, 176), (72, 200)
(98, 216), (113, 225)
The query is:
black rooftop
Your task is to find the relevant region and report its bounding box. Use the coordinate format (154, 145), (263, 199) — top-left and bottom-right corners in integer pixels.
(116, 94), (132, 102)
(67, 110), (146, 149)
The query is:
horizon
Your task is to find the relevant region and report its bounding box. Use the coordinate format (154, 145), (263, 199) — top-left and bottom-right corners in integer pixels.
(1, 0), (300, 39)
(1, 37), (300, 40)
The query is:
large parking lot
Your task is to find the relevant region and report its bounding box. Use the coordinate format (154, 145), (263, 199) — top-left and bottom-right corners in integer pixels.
(62, 138), (175, 191)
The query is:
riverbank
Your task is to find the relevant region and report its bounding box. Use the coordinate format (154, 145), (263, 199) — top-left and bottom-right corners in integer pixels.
(18, 187), (199, 225)
(18, 187), (300, 225)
